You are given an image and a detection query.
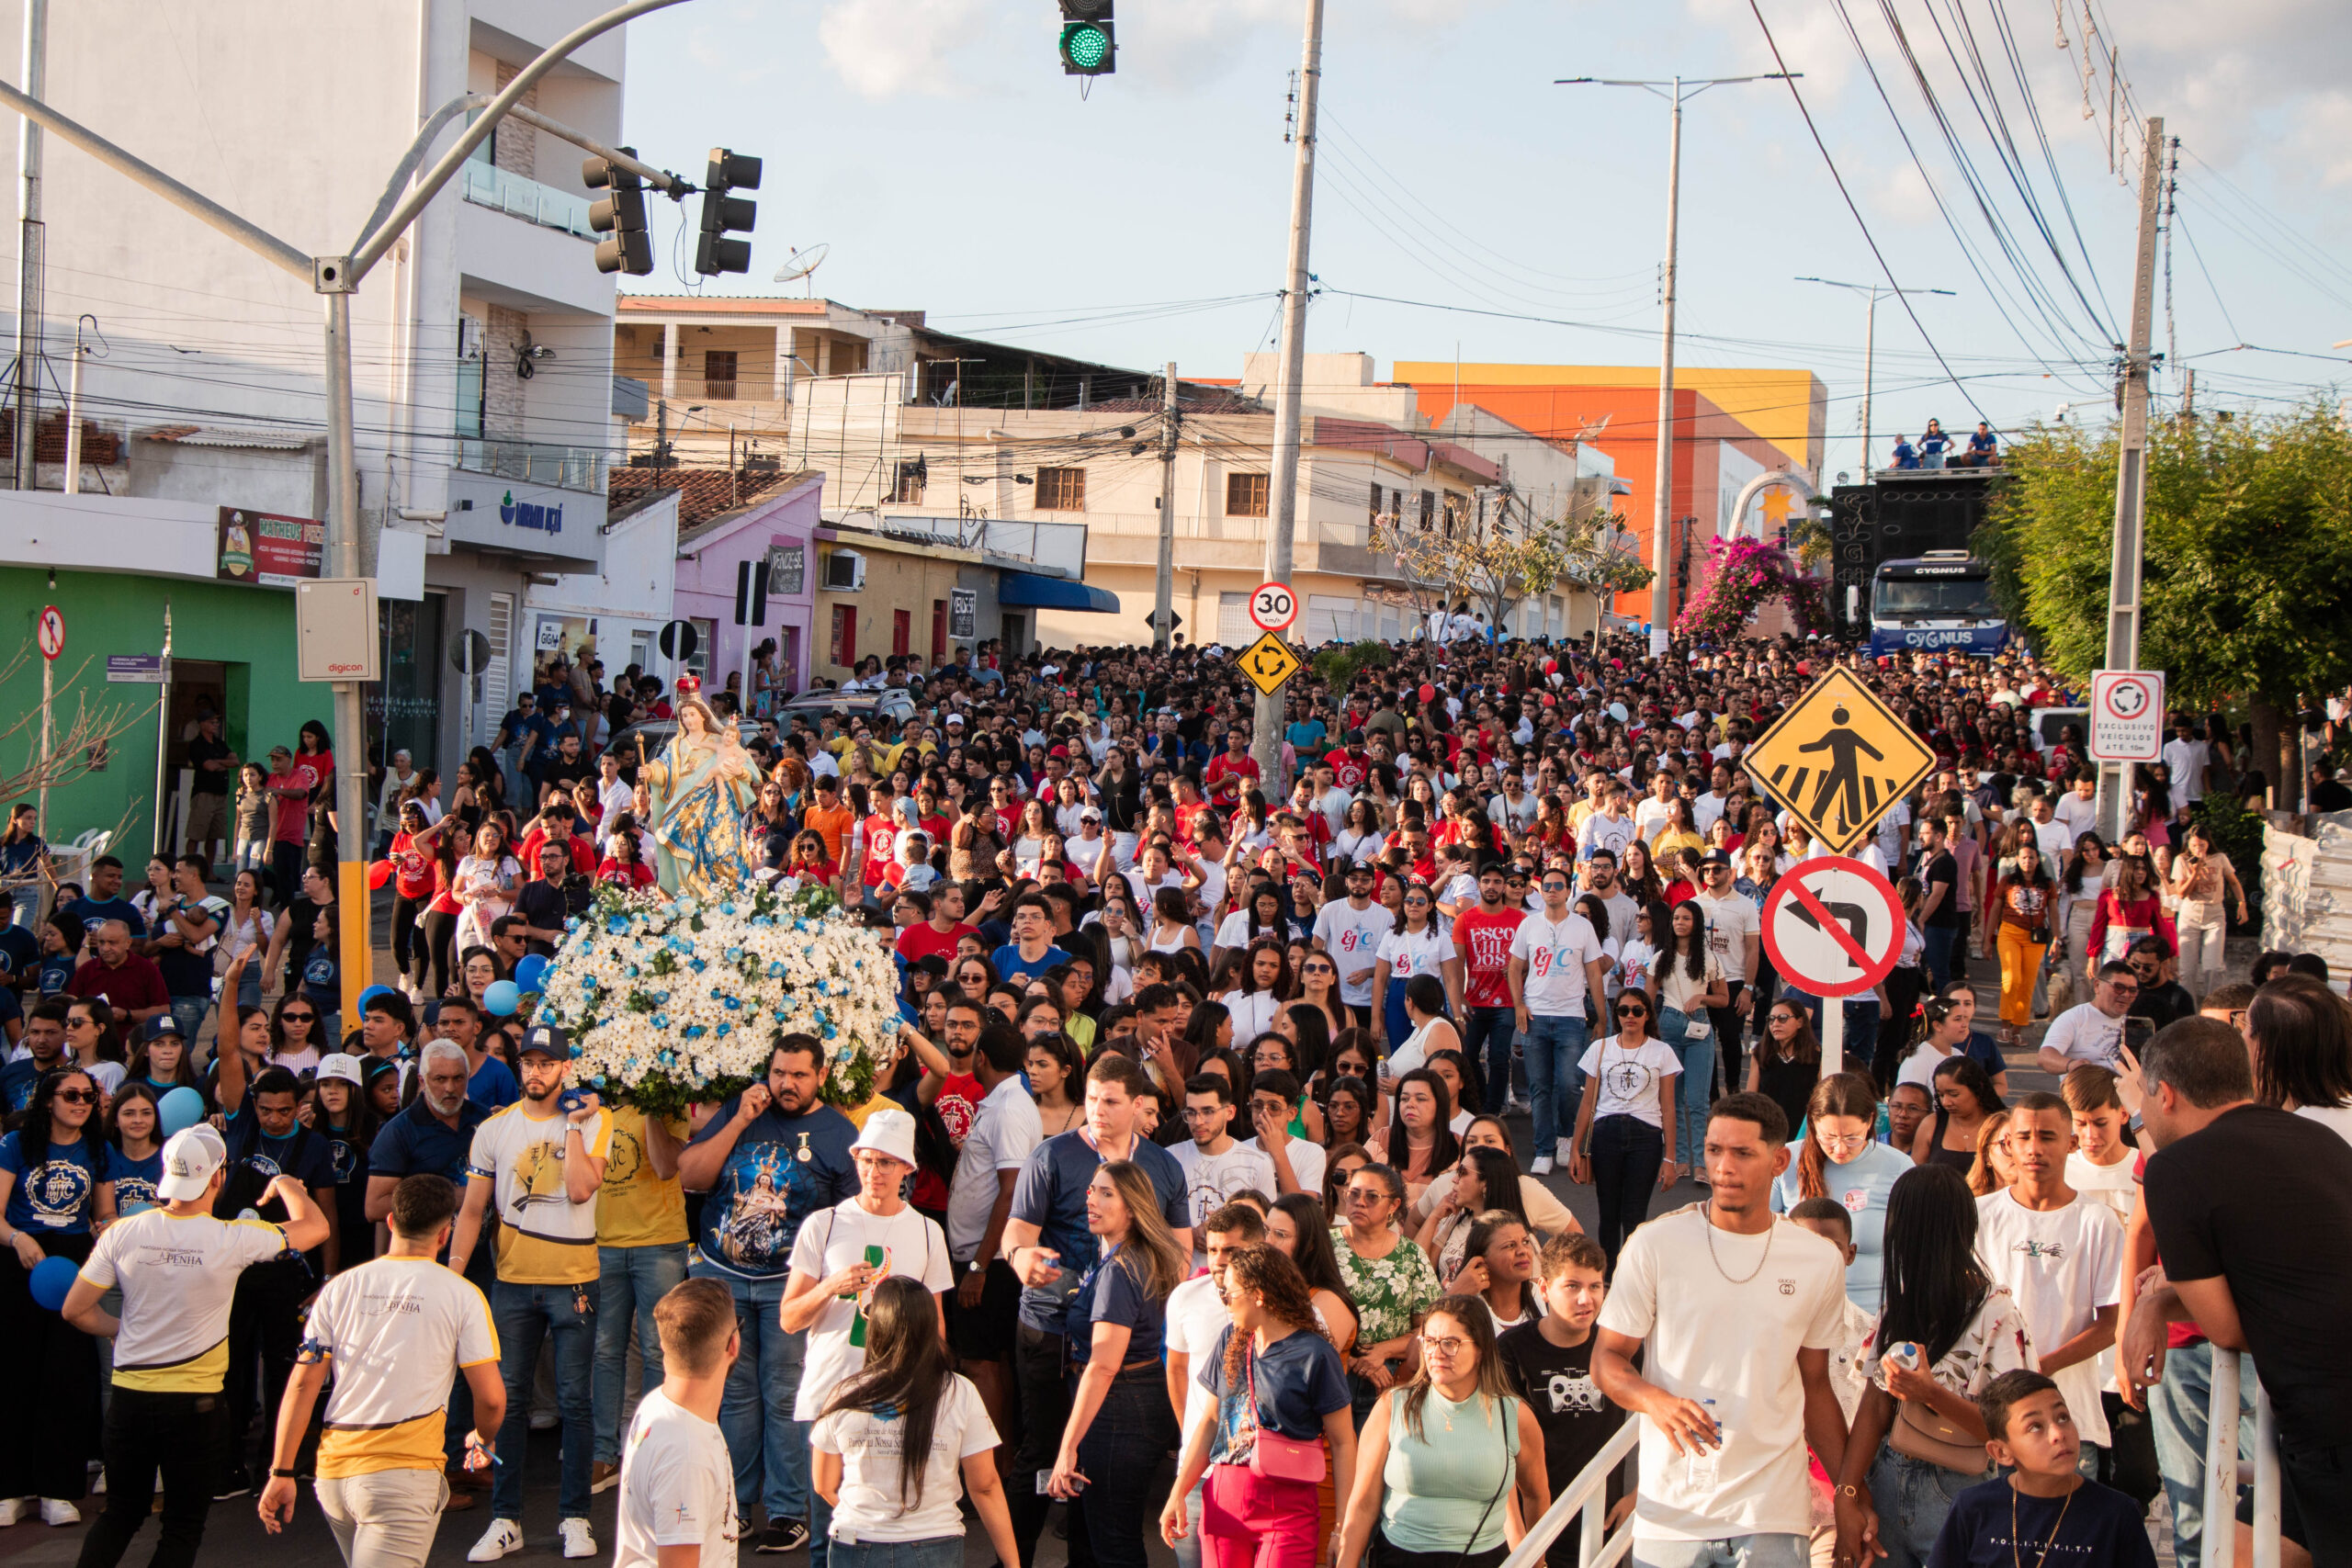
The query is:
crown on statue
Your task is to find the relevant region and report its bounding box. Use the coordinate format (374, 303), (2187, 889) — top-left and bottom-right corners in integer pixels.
(674, 674), (703, 696)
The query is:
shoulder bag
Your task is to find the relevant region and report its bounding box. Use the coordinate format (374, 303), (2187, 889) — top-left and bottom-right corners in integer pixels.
(1245, 1349), (1328, 1484)
(1889, 1393), (1989, 1472)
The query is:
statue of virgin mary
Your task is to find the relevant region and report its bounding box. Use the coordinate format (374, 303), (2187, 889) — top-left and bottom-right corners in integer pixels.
(639, 686), (761, 898)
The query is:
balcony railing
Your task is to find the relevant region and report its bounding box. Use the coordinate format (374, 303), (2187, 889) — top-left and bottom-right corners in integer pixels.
(458, 436), (606, 494)
(460, 161), (595, 242)
(645, 375), (787, 405)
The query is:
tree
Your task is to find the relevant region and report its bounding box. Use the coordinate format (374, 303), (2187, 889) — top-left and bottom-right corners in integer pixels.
(1369, 494), (1652, 636)
(1977, 402), (2352, 810)
(1673, 536), (1829, 642)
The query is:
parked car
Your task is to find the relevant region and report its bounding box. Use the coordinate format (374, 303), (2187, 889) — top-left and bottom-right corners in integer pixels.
(606, 715), (765, 775)
(777, 688), (916, 726)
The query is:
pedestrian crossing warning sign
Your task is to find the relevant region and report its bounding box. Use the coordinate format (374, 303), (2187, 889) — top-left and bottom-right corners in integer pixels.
(1238, 631), (1303, 697)
(1745, 668), (1936, 855)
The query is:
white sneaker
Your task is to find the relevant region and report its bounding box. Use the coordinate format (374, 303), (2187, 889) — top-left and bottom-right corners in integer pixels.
(560, 1517), (597, 1559)
(1556, 1137), (1577, 1163)
(0, 1498), (28, 1527)
(40, 1500), (78, 1527)
(1531, 1156), (1555, 1175)
(469, 1518), (526, 1562)
(1503, 1097), (1531, 1116)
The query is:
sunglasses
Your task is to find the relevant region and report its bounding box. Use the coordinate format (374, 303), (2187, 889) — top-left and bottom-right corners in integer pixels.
(282, 1010), (317, 1023)
(55, 1088), (96, 1106)
(1615, 1005), (1649, 1018)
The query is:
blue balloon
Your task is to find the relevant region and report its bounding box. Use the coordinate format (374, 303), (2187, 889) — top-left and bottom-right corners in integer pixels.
(514, 954), (551, 993)
(158, 1085), (207, 1137)
(28, 1255), (77, 1311)
(356, 985), (396, 1013)
(483, 979), (521, 1018)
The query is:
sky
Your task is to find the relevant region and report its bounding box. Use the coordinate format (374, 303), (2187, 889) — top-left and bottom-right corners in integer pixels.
(616, 0), (2352, 479)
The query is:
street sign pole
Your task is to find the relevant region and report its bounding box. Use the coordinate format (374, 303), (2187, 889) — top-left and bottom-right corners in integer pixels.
(36, 603), (61, 840)
(1761, 856), (1905, 1081)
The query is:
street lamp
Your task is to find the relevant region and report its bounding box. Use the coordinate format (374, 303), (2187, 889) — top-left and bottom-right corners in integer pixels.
(1796, 276), (1955, 479)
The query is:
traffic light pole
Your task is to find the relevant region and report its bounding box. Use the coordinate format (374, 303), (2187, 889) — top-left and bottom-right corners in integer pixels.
(0, 0), (694, 1032)
(1253, 0), (1321, 794)
(2097, 117), (2164, 843)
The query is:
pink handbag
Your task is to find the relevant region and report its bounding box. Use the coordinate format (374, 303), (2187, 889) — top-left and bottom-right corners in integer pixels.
(1247, 1353), (1328, 1483)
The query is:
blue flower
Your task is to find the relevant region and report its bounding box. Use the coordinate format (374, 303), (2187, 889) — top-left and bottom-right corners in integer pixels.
(723, 997), (741, 1011)
(606, 916), (631, 935)
(717, 1022), (732, 1038)
(652, 1014), (670, 1030)
(582, 975), (599, 990)
(688, 958), (708, 974)
(726, 947), (744, 961)
(684, 1025), (707, 1040)
(719, 902), (737, 916)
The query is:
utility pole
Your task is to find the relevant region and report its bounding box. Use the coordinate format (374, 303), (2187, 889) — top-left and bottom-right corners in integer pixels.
(1154, 361), (1178, 650)
(1797, 276), (1955, 478)
(1560, 73), (1793, 636)
(1253, 0), (1321, 791)
(2097, 116), (2165, 842)
(12, 0), (42, 491)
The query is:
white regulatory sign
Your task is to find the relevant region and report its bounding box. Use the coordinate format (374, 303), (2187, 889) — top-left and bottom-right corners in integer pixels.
(1249, 581), (1297, 635)
(2089, 670), (2165, 763)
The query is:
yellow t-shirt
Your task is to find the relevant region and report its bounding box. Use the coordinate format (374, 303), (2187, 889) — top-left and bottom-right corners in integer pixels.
(467, 1102), (614, 1286)
(842, 1094), (898, 1132)
(80, 1208), (289, 1392)
(596, 1106), (690, 1249)
(311, 1256), (500, 1477)
(1651, 827), (1705, 861)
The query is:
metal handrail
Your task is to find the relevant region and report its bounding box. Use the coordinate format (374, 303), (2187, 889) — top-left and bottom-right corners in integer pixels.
(2203, 1350), (2280, 1568)
(1496, 1416), (1641, 1568)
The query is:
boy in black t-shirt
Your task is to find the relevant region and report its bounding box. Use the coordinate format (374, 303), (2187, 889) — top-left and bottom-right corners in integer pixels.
(1498, 1233), (1629, 1564)
(1925, 1371), (2156, 1567)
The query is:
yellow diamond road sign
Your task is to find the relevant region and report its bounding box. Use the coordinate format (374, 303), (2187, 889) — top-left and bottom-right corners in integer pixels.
(1239, 631), (1302, 696)
(1745, 667), (1936, 854)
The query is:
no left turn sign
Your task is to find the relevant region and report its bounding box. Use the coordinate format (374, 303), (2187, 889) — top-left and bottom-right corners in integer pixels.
(1761, 856), (1905, 999)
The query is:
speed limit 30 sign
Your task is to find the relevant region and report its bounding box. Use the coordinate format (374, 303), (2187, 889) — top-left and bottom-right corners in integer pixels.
(1249, 581), (1297, 635)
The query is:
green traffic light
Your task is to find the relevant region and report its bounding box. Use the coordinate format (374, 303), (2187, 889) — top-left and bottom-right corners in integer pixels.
(1060, 20), (1111, 72)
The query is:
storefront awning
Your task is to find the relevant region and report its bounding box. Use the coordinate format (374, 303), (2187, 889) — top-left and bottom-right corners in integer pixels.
(998, 571), (1119, 613)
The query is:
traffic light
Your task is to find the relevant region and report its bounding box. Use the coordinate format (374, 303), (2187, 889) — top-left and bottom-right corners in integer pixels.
(583, 150), (652, 276)
(1058, 0), (1114, 75)
(695, 149), (762, 276)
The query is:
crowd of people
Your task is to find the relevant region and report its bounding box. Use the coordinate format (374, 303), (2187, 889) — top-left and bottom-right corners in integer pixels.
(0, 622), (2342, 1568)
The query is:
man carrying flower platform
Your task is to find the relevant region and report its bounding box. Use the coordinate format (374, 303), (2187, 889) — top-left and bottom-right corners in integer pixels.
(675, 1033), (857, 1554)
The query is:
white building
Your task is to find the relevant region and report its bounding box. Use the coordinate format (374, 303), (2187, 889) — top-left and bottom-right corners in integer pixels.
(0, 0), (640, 773)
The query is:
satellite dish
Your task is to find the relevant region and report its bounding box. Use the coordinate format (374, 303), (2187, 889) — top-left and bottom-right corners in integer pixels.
(773, 243), (829, 294)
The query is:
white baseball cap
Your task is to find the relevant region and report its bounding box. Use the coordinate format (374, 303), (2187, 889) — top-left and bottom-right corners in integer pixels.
(156, 1125), (228, 1201)
(849, 1108), (918, 1168)
(317, 1052), (365, 1089)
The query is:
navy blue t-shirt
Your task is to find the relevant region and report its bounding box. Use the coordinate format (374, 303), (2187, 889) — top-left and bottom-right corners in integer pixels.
(1201, 1323), (1351, 1462)
(368, 1094), (493, 1286)
(0, 1054), (41, 1114)
(0, 922), (39, 979)
(0, 1129), (101, 1233)
(1070, 1246), (1170, 1365)
(106, 1144), (164, 1211)
(1010, 1130), (1190, 1336)
(62, 897), (144, 938)
(1926, 1477), (2155, 1568)
(35, 953), (74, 997)
(688, 1098), (857, 1280)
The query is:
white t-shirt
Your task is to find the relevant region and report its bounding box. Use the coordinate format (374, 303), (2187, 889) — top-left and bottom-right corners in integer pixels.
(1973, 1190), (2124, 1447)
(1212, 910), (1256, 952)
(2064, 1151), (2137, 1224)
(810, 1373), (998, 1543)
(2052, 791), (2098, 839)
(616, 1389), (737, 1568)
(1171, 1138), (1278, 1236)
(1597, 1207), (1849, 1542)
(1690, 891), (1759, 984)
(79, 1208), (289, 1392)
(1579, 812), (1636, 862)
(1577, 1035), (1682, 1127)
(1165, 1273), (1233, 1442)
(2161, 738), (2210, 801)
(1632, 797), (1676, 841)
(1313, 900), (1393, 1006)
(2042, 1003), (2125, 1072)
(309, 1255), (500, 1478)
(1238, 1134), (1326, 1200)
(1510, 911), (1606, 1015)
(1375, 926), (1456, 990)
(787, 1199), (955, 1420)
(1615, 939), (1662, 1000)
(946, 1076), (1042, 1262)
(1221, 988), (1281, 1043)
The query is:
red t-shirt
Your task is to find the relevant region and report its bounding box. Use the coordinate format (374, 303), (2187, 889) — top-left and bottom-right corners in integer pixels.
(597, 858), (656, 889)
(1203, 752), (1261, 806)
(518, 830), (595, 882)
(1453, 908), (1525, 1008)
(933, 1072), (984, 1145)
(858, 815), (898, 888)
(1173, 799), (1213, 848)
(269, 762), (319, 844)
(1326, 749), (1369, 790)
(390, 831), (436, 901)
(896, 920), (975, 966)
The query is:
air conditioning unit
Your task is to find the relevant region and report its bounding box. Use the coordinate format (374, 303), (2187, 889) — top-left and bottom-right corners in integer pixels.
(822, 548), (865, 591)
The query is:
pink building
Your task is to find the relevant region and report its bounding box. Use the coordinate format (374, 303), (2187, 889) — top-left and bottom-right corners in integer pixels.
(667, 472), (823, 705)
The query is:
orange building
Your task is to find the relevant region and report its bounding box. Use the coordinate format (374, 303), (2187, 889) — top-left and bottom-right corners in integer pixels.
(1396, 365), (1826, 624)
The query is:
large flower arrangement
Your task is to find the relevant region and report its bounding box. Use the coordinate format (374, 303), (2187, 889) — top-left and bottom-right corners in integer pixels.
(1674, 535), (1830, 644)
(532, 879), (900, 1119)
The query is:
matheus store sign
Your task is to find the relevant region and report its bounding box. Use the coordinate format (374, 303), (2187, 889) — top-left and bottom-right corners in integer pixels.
(216, 507), (324, 587)
(499, 489), (565, 536)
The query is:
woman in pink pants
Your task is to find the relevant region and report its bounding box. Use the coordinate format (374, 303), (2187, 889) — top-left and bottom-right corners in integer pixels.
(1160, 1245), (1360, 1568)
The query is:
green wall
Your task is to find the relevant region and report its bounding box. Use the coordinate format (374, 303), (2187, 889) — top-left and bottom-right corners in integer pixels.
(0, 570), (321, 860)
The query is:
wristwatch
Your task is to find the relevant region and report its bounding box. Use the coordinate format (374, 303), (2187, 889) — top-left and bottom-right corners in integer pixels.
(967, 1258), (986, 1275)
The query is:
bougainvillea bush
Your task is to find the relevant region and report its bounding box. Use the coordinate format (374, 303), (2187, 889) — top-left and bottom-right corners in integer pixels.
(1674, 536), (1830, 643)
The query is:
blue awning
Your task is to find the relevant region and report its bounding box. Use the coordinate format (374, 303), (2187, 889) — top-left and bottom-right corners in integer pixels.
(998, 571), (1120, 613)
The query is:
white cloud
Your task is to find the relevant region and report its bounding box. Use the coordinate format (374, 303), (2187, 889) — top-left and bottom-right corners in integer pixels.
(817, 0), (994, 98)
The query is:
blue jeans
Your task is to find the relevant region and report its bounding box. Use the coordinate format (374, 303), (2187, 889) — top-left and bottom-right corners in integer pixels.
(1658, 1009), (1714, 1168)
(8, 885), (40, 934)
(1520, 1012), (1589, 1156)
(490, 1279), (597, 1523)
(1631, 1534), (1808, 1568)
(1170, 1479), (1207, 1568)
(1921, 927), (1956, 992)
(1461, 1006), (1516, 1113)
(169, 995), (210, 1055)
(694, 1260), (808, 1523)
(593, 1242), (688, 1464)
(828, 1540), (965, 1568)
(2148, 1341), (2256, 1565)
(1865, 1445), (1990, 1568)
(1781, 987), (1881, 1076)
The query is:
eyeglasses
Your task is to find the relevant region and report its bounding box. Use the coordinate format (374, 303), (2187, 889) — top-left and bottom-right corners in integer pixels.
(1419, 1333), (1471, 1358)
(2104, 980), (2141, 996)
(1343, 1185), (1390, 1205)
(54, 1089), (96, 1106)
(1817, 1132), (1872, 1151)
